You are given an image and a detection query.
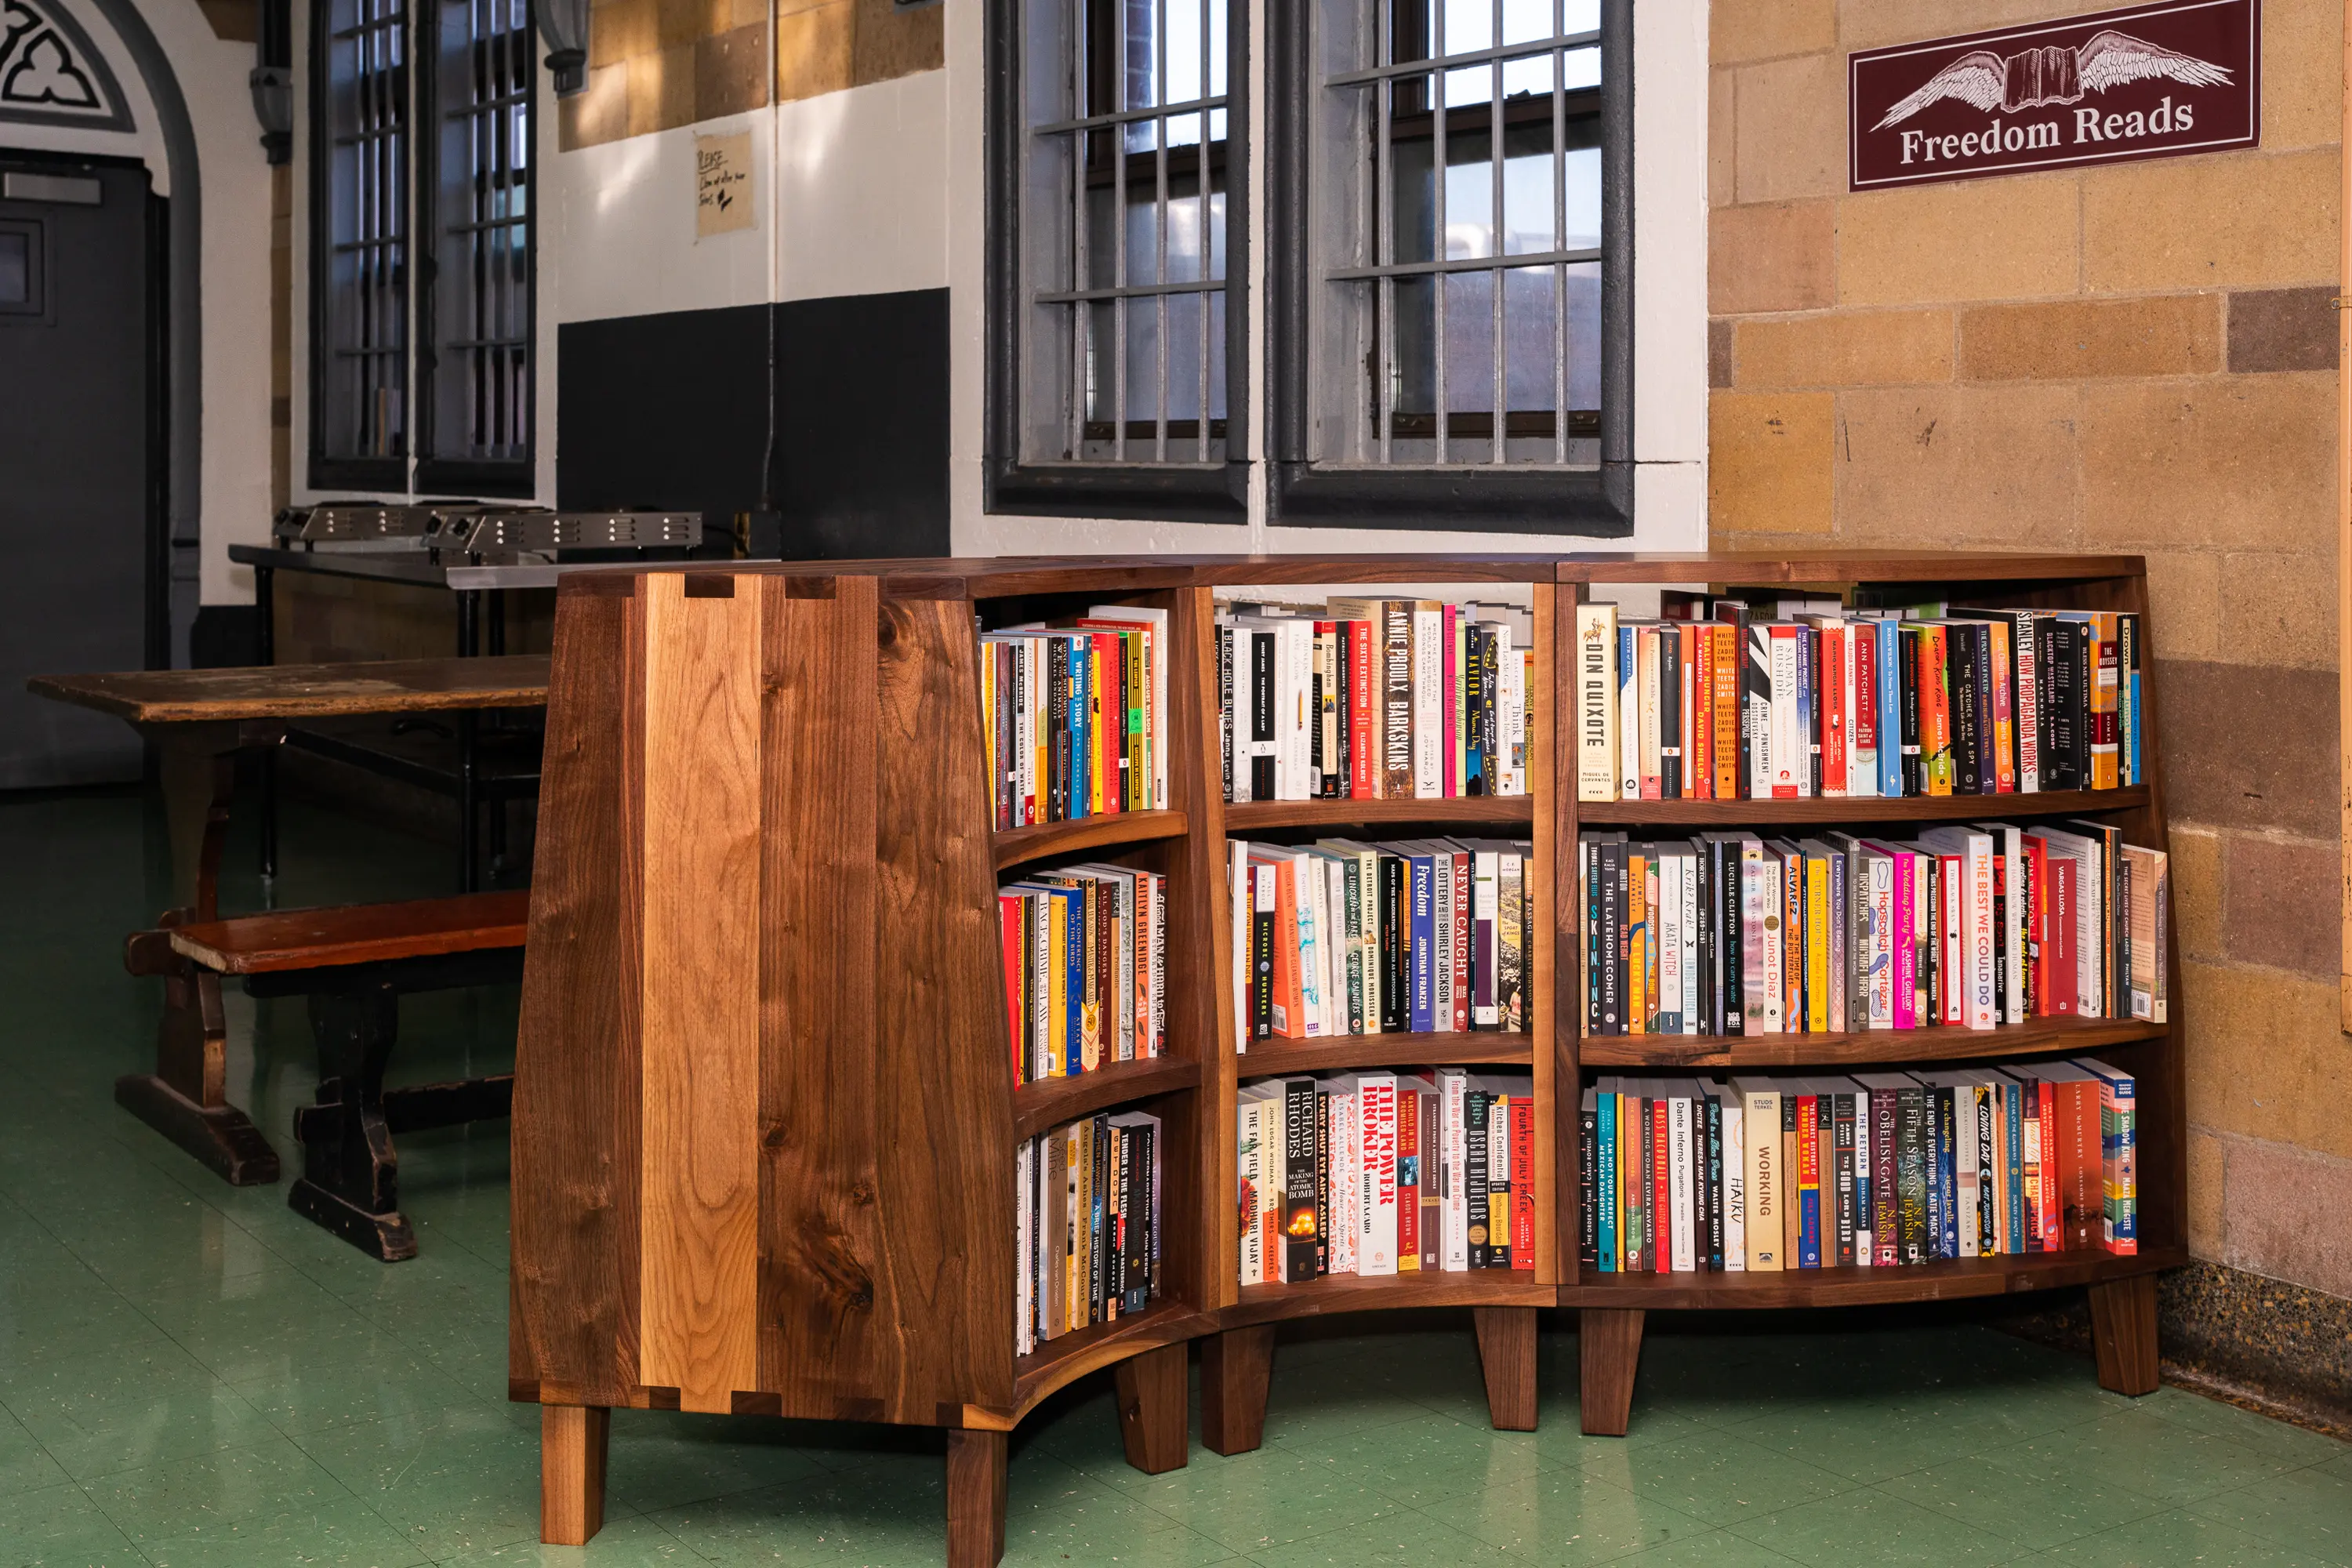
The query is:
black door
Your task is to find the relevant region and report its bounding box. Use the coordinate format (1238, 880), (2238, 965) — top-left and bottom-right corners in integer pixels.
(0, 155), (160, 788)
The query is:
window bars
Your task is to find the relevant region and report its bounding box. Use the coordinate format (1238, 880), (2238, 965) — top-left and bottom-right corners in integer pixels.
(319, 0), (409, 464)
(1322, 0), (1602, 466)
(1031, 0), (1230, 464)
(424, 0), (532, 471)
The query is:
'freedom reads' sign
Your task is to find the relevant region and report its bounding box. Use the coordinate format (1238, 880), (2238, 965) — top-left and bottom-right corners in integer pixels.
(1848, 0), (2259, 191)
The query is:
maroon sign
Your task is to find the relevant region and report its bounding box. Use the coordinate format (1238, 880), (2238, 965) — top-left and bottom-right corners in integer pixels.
(1849, 0), (2259, 191)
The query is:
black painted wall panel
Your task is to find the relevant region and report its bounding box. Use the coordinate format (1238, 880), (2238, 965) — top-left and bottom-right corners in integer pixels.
(556, 289), (949, 560)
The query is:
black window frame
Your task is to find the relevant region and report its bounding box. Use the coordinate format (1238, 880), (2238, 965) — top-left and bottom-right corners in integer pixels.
(1266, 0), (1632, 534)
(983, 0), (1252, 524)
(414, 0), (537, 496)
(307, 0), (536, 496)
(307, 0), (412, 492)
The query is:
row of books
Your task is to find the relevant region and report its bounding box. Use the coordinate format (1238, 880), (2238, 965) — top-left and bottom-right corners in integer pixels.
(1238, 1070), (1535, 1286)
(999, 866), (1167, 1087)
(1571, 599), (2143, 803)
(1578, 1061), (2138, 1273)
(981, 606), (1170, 829)
(1230, 837), (1534, 1043)
(1578, 823), (2169, 1037)
(1218, 598), (1534, 802)
(1015, 1112), (1162, 1356)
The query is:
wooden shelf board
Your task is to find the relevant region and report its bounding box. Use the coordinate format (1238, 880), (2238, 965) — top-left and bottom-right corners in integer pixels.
(993, 810), (1189, 870)
(1224, 1271), (1556, 1327)
(1559, 551), (2146, 586)
(1578, 1016), (2166, 1070)
(1238, 1034), (1534, 1076)
(1011, 1300), (1214, 1419)
(1568, 1246), (2186, 1308)
(1012, 1058), (1202, 1142)
(1225, 796), (1534, 832)
(1577, 787), (2147, 829)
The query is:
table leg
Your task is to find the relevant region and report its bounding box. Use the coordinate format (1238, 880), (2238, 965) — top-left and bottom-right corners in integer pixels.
(119, 724), (280, 1185)
(255, 564), (278, 880)
(456, 592), (480, 892)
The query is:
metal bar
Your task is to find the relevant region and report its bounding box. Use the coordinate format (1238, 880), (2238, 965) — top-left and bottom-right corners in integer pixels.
(1325, 28), (1598, 85)
(1552, 9), (1566, 465)
(1113, 0), (1128, 460)
(1490, 0), (1505, 466)
(1155, 0), (1169, 463)
(1433, 52), (1447, 464)
(1376, 0), (1392, 464)
(1324, 245), (1600, 280)
(1032, 90), (1227, 136)
(1071, 0), (1089, 457)
(1036, 278), (1229, 303)
(1196, 0), (1210, 462)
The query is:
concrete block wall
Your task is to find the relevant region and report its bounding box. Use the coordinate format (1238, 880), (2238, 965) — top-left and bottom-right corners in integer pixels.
(1708, 0), (2350, 1303)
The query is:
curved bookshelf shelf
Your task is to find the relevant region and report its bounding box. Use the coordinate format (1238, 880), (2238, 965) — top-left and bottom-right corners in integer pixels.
(1012, 1300), (1214, 1419)
(1577, 1017), (2167, 1071)
(1236, 1033), (1534, 1077)
(1570, 1245), (2185, 1309)
(1225, 796), (1534, 833)
(1225, 1271), (1555, 1328)
(1012, 1057), (1200, 1142)
(992, 810), (1189, 871)
(1579, 786), (2146, 829)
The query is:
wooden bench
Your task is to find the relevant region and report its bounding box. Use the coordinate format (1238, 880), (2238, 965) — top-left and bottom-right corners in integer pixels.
(128, 891), (530, 1260)
(30, 656), (548, 1185)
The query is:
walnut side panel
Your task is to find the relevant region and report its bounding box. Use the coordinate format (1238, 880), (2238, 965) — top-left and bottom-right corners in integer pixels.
(756, 578), (892, 1413)
(1530, 583), (1559, 1284)
(1164, 587), (1230, 1314)
(638, 575), (764, 1413)
(511, 583), (644, 1406)
(871, 596), (1017, 1415)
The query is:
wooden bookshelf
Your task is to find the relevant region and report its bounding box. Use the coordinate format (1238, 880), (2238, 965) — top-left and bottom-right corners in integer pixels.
(509, 552), (2180, 1567)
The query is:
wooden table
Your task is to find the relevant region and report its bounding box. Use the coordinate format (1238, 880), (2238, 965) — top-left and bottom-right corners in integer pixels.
(27, 657), (550, 1184)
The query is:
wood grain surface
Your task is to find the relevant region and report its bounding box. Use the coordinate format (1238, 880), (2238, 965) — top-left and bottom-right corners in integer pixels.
(30, 655), (550, 723)
(1579, 786), (2147, 828)
(167, 891), (529, 974)
(510, 583), (644, 1408)
(1576, 1018), (2169, 1070)
(637, 575), (763, 1413)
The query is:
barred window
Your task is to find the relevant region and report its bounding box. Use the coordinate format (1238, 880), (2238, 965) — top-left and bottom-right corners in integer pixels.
(419, 0), (534, 488)
(986, 0), (1250, 521)
(1270, 0), (1630, 530)
(309, 0), (535, 494)
(312, 0), (410, 486)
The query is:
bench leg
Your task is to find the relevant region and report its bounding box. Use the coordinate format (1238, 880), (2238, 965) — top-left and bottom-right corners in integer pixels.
(116, 956), (279, 1186)
(540, 1405), (609, 1546)
(946, 1428), (1007, 1568)
(289, 980), (417, 1261)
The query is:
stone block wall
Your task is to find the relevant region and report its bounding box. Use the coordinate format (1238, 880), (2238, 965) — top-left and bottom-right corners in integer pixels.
(560, 0), (942, 150)
(1709, 0), (2351, 1303)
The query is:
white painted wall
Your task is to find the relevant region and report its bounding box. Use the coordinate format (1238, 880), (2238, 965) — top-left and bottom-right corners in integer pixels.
(4, 0), (276, 608)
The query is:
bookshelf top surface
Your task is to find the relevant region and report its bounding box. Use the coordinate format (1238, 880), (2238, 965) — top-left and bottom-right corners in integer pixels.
(556, 551), (2150, 601)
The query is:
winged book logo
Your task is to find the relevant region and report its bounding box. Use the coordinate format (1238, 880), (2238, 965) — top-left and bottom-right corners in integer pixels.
(1847, 0), (2260, 190)
(1873, 30), (2232, 129)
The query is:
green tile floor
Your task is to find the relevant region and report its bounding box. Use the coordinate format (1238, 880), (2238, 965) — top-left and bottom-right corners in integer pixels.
(1, 786), (2347, 1566)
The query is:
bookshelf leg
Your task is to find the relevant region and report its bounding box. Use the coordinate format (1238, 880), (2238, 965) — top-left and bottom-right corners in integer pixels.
(1200, 1325), (1276, 1456)
(539, 1405), (608, 1546)
(2089, 1275), (2161, 1396)
(1115, 1343), (1190, 1475)
(1579, 1308), (1644, 1437)
(1473, 1307), (1539, 1432)
(946, 1427), (1007, 1568)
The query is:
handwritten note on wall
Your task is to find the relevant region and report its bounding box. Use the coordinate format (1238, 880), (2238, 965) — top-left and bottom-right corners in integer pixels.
(695, 132), (754, 238)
